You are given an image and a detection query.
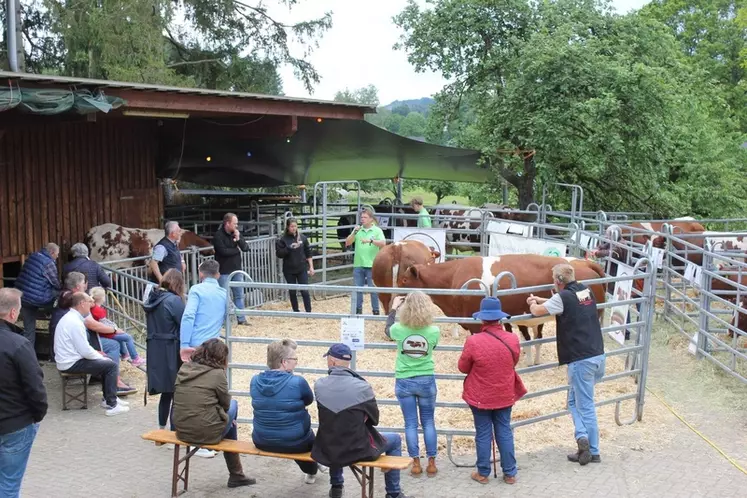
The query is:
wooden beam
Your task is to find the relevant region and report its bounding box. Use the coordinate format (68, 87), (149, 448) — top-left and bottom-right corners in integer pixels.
(109, 90), (367, 120)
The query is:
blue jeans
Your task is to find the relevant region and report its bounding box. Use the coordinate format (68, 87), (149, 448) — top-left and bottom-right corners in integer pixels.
(111, 333), (139, 359)
(218, 274), (246, 324)
(330, 433), (402, 495)
(0, 424), (39, 498)
(353, 267), (378, 313)
(98, 338), (121, 375)
(470, 406), (516, 478)
(395, 376), (438, 458)
(567, 354), (606, 456)
(222, 400), (239, 440)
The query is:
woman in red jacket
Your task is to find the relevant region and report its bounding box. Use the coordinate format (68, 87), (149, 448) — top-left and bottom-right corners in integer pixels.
(458, 297), (527, 485)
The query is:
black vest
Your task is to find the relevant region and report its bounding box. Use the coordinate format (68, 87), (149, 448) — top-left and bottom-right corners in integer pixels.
(555, 281), (605, 365)
(155, 237), (182, 277)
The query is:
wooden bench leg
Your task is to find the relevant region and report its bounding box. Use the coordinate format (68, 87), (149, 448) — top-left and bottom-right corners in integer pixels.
(349, 465), (375, 498)
(171, 444), (199, 497)
(61, 375), (88, 410)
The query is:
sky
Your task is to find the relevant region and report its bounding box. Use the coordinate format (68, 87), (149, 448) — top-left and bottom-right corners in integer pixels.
(275, 0), (652, 105)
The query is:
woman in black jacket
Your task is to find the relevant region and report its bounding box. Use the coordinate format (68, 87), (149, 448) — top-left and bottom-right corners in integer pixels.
(143, 269), (186, 430)
(275, 218), (314, 313)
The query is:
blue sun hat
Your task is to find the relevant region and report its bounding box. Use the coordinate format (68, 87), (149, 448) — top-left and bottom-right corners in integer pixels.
(472, 297), (510, 321)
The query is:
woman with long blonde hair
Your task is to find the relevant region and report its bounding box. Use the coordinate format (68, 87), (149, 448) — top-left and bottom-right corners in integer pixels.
(389, 291), (441, 477)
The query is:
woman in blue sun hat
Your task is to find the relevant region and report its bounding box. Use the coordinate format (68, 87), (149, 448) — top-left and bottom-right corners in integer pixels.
(458, 297), (527, 485)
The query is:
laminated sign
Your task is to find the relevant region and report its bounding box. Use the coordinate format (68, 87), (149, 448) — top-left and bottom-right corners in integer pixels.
(340, 317), (365, 351)
(392, 228), (447, 263)
(608, 263), (634, 346)
(683, 262), (703, 288)
(487, 220), (567, 257)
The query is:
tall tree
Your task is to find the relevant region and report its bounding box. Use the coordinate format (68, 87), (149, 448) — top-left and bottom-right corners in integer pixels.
(641, 0), (747, 131)
(334, 84), (379, 106)
(395, 0), (747, 215)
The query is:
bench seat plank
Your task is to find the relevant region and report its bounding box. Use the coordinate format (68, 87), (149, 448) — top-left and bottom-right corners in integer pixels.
(141, 429), (410, 470)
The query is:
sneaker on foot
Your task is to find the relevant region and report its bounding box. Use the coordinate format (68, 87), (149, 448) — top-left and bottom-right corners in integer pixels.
(329, 485), (344, 498)
(130, 357), (146, 367)
(304, 473), (317, 484)
(195, 448), (216, 458)
(317, 464), (329, 474)
(591, 454), (602, 463)
(117, 385), (138, 396)
(100, 397), (130, 409)
(105, 404), (130, 417)
(385, 493), (413, 498)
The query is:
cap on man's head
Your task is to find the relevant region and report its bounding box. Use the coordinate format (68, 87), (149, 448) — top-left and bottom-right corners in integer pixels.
(323, 343), (352, 361)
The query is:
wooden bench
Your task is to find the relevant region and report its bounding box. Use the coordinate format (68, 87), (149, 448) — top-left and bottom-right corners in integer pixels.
(59, 372), (89, 410)
(142, 429), (411, 498)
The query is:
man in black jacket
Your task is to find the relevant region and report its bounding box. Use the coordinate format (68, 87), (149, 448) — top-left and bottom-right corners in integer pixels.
(214, 213), (250, 325)
(312, 344), (411, 498)
(528, 263), (606, 466)
(0, 288), (48, 497)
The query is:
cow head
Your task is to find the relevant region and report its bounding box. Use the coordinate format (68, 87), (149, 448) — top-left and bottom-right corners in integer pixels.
(179, 231), (215, 256)
(399, 264), (426, 288)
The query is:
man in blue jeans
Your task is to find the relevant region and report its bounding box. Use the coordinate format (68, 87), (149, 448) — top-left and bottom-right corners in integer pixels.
(345, 208), (386, 315)
(0, 289), (48, 497)
(528, 263), (606, 465)
(312, 344), (412, 498)
(213, 213), (250, 325)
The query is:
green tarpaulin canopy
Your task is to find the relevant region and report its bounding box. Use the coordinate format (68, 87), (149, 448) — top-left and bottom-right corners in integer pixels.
(160, 119), (489, 187)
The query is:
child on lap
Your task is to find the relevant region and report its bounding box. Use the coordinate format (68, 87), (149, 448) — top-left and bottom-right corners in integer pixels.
(89, 287), (145, 367)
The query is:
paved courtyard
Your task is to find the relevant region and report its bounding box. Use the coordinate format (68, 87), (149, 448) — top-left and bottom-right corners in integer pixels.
(22, 357), (747, 498)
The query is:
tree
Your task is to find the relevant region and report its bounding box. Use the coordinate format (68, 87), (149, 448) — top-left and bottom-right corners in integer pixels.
(641, 0), (747, 132)
(398, 111), (427, 138)
(395, 0), (747, 216)
(16, 1), (332, 94)
(334, 84), (379, 106)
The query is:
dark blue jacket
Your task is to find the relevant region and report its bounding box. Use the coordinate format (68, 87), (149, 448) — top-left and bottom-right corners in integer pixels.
(15, 249), (61, 307)
(250, 370), (314, 447)
(63, 257), (111, 291)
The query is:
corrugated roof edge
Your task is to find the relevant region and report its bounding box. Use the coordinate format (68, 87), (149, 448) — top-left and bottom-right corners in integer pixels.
(0, 71), (377, 113)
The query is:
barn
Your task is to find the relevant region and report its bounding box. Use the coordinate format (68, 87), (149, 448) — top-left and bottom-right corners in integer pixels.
(0, 71), (488, 284)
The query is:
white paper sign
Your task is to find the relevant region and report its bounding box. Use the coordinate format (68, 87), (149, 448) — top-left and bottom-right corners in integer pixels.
(579, 233), (597, 251)
(608, 263), (634, 345)
(688, 332), (698, 355)
(142, 283), (156, 304)
(376, 216), (390, 228)
(683, 262), (703, 288)
(644, 241), (665, 269)
(392, 228), (447, 263)
(488, 229), (567, 257)
(487, 220), (533, 238)
(340, 317), (365, 351)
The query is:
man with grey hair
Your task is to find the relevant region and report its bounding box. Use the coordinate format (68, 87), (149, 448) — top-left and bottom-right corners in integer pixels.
(63, 242), (111, 291)
(150, 221), (186, 284)
(14, 243), (62, 347)
(0, 288), (48, 497)
(179, 259), (227, 362)
(527, 263), (605, 466)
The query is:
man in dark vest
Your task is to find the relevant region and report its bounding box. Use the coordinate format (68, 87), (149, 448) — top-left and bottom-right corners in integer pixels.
(149, 221), (186, 284)
(527, 263), (606, 466)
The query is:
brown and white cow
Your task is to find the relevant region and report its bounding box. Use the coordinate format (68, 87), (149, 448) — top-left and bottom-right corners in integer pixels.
(371, 240), (440, 314)
(85, 223), (213, 268)
(397, 254), (607, 364)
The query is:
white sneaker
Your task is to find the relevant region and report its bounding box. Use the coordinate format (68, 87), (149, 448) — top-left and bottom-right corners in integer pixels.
(194, 448), (216, 458)
(105, 404), (130, 417)
(317, 464), (328, 474)
(100, 397), (130, 409)
(304, 473), (316, 484)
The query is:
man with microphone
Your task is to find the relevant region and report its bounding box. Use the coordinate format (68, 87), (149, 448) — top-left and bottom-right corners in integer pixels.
(214, 213), (250, 325)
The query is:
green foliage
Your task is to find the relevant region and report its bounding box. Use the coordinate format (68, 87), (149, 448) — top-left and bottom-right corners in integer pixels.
(17, 0), (331, 94)
(395, 0), (747, 217)
(641, 0), (746, 131)
(398, 111), (427, 138)
(333, 85), (380, 106)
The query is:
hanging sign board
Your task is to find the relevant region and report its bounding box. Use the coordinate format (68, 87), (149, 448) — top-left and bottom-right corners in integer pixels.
(608, 263), (634, 345)
(340, 317), (365, 351)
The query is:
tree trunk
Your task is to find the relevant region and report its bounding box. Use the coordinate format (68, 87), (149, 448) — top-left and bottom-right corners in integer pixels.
(515, 156), (536, 209)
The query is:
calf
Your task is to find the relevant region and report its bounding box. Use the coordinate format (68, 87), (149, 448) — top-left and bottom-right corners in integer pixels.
(397, 254), (607, 365)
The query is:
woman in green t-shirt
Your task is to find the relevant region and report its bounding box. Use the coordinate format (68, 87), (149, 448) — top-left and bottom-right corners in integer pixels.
(389, 291), (441, 477)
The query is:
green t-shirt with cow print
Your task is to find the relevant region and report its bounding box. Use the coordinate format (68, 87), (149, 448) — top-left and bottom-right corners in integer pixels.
(390, 323), (441, 379)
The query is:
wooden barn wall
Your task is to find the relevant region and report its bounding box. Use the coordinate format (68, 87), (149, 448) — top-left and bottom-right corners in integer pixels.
(0, 118), (162, 264)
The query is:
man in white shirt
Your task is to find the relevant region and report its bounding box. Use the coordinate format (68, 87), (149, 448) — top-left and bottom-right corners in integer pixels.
(54, 292), (129, 416)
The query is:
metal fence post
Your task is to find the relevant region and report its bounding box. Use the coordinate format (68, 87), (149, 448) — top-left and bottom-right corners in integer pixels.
(190, 248), (198, 287)
(661, 223), (673, 317)
(697, 246), (713, 359)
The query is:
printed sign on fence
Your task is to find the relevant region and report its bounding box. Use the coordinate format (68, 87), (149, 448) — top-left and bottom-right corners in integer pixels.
(487, 220), (534, 238)
(644, 241), (665, 269)
(392, 228), (447, 263)
(608, 263), (634, 346)
(376, 215), (390, 228)
(578, 233), (597, 251)
(683, 262), (703, 288)
(487, 222), (567, 257)
(340, 317), (365, 351)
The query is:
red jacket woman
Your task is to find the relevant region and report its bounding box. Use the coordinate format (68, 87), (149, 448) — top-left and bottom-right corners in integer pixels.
(458, 297), (527, 485)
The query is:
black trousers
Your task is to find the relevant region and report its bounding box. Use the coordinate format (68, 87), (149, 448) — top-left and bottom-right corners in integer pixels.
(284, 270), (311, 313)
(255, 436), (318, 475)
(63, 358), (119, 407)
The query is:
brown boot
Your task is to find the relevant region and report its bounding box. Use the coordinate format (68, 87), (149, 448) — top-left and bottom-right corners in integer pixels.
(410, 457), (422, 476)
(426, 457), (438, 477)
(224, 452), (256, 488)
